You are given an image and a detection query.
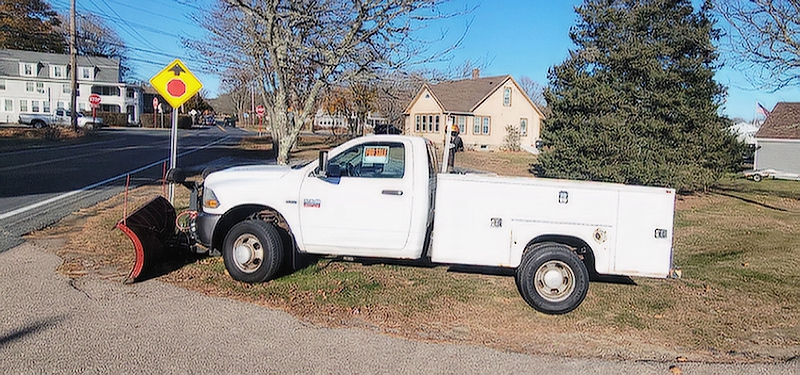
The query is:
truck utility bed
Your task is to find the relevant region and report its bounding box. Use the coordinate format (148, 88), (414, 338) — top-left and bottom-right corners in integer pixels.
(431, 173), (675, 278)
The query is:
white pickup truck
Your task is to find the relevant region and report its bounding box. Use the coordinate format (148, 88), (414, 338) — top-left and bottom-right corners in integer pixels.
(191, 135), (676, 314)
(18, 109), (102, 129)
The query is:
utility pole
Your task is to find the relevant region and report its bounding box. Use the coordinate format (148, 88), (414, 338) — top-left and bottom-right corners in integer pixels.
(70, 0), (78, 131)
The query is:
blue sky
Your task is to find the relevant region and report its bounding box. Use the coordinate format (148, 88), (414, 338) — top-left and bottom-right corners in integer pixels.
(50, 0), (800, 122)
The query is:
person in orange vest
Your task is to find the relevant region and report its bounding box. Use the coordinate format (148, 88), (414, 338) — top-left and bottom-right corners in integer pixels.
(448, 124), (464, 172)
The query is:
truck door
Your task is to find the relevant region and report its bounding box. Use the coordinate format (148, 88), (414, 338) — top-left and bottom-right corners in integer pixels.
(299, 141), (414, 253)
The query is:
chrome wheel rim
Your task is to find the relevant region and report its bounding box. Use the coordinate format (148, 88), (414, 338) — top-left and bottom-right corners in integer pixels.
(534, 260), (575, 302)
(231, 233), (263, 273)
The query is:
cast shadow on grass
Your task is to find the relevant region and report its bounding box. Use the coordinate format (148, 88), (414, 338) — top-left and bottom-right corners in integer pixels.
(711, 188), (792, 213)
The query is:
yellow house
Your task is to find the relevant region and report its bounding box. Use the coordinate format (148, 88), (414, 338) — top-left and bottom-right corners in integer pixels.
(404, 71), (544, 151)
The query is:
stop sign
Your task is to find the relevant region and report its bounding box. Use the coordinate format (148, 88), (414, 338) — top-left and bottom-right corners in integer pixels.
(89, 94), (101, 108)
(256, 105), (265, 117)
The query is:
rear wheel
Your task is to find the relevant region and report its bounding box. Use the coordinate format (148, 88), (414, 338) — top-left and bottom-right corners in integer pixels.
(752, 174), (763, 182)
(223, 220), (284, 283)
(32, 120), (46, 129)
(515, 242), (589, 315)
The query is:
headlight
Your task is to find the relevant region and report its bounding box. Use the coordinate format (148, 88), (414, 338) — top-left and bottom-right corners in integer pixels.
(203, 188), (220, 209)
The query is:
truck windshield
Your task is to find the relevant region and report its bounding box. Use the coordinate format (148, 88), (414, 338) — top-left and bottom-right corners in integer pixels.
(328, 142), (405, 178)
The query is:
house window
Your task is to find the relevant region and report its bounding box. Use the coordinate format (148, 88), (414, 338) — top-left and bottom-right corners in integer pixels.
(63, 85), (71, 94)
(458, 116), (466, 134)
(21, 63), (34, 77)
(520, 118), (528, 136)
(503, 87), (512, 107)
(416, 114), (441, 133)
(126, 88), (135, 98)
(52, 65), (65, 78)
(32, 101), (40, 112)
(91, 86), (120, 96)
(474, 116), (491, 135)
(80, 67), (93, 80)
(43, 101), (50, 113)
(20, 100), (28, 112)
(4, 99), (13, 112)
(26, 82), (34, 92)
(57, 101), (66, 110)
(0, 80), (5, 90)
(36, 82), (44, 93)
(79, 102), (86, 111)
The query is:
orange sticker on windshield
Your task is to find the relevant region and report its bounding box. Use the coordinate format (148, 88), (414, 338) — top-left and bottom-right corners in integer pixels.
(363, 146), (389, 164)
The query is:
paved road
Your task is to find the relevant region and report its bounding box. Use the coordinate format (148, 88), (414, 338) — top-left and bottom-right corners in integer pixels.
(0, 126), (252, 253)
(2, 240), (798, 374)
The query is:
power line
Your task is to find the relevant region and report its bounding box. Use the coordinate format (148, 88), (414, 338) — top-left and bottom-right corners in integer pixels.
(89, 0), (159, 51)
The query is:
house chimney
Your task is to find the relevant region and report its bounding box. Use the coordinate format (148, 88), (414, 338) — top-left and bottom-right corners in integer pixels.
(472, 68), (480, 79)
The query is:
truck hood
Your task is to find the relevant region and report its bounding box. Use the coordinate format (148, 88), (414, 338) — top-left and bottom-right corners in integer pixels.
(204, 164), (293, 187)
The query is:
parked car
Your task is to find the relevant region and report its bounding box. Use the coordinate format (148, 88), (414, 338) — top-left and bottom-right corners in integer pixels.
(373, 124), (402, 134)
(18, 109), (102, 130)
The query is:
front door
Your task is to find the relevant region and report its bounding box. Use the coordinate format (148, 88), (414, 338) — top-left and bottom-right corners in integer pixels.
(299, 141), (414, 254)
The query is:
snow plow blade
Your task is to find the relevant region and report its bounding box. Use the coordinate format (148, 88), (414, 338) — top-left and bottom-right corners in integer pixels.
(115, 196), (177, 284)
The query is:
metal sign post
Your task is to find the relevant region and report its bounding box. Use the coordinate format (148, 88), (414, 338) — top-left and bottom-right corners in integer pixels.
(149, 59), (203, 205)
(169, 107), (178, 202)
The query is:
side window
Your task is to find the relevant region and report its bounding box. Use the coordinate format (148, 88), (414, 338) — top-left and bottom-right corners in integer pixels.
(328, 143), (405, 178)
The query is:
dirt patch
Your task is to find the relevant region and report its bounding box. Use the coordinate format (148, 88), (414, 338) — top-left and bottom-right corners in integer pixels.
(28, 136), (800, 364)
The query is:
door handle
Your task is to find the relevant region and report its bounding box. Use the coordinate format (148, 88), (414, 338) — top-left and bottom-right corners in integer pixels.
(381, 190), (403, 196)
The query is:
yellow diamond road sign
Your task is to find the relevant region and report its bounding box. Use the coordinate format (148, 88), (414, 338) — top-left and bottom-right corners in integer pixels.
(149, 59), (203, 109)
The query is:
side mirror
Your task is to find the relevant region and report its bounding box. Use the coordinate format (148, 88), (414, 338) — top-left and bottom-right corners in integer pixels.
(327, 164), (343, 178)
(318, 151), (329, 177)
(165, 168), (186, 184)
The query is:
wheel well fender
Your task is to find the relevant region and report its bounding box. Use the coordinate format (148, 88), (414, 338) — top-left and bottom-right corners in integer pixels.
(212, 205), (295, 253)
(524, 235), (597, 274)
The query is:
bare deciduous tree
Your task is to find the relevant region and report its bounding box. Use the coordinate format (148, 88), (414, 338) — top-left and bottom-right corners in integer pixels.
(715, 0), (800, 90)
(191, 0), (460, 164)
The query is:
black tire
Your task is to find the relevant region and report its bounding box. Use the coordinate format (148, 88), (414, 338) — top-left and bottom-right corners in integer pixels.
(752, 174), (763, 182)
(222, 220), (284, 283)
(515, 242), (589, 315)
(32, 120), (46, 129)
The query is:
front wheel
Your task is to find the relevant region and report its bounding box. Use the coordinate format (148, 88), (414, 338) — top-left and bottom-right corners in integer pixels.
(515, 242), (589, 314)
(222, 220), (284, 283)
(752, 174), (763, 182)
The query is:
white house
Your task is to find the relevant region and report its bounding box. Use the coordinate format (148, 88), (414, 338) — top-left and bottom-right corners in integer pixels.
(0, 49), (143, 125)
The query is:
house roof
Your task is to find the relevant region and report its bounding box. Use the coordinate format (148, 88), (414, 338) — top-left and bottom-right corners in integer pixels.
(405, 74), (545, 118)
(0, 49), (120, 83)
(755, 102), (800, 140)
(425, 75), (511, 113)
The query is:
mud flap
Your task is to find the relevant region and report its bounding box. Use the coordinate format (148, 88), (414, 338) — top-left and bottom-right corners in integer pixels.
(115, 196), (177, 284)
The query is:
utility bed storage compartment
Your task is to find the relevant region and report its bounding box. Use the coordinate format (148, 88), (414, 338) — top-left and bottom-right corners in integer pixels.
(429, 173), (675, 277)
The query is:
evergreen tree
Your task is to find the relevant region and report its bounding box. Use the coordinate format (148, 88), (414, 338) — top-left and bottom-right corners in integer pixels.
(537, 0), (742, 192)
(0, 0), (66, 53)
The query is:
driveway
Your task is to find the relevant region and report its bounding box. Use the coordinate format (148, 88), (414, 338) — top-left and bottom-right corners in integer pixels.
(1, 240), (798, 374)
